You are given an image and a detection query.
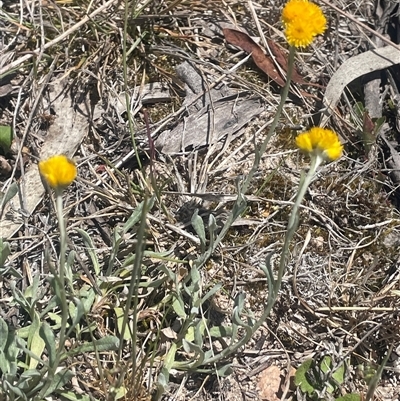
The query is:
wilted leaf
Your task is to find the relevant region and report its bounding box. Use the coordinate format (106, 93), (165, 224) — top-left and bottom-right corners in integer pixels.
(321, 45), (400, 127)
(0, 155), (12, 175)
(0, 84), (13, 98)
(160, 327), (177, 340)
(223, 29), (316, 99)
(0, 80), (89, 239)
(363, 109), (375, 136)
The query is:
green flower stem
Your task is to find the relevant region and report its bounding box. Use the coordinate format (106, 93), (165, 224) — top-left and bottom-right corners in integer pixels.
(244, 156), (323, 342)
(122, 0), (144, 170)
(204, 47), (300, 362)
(170, 45), (330, 369)
(36, 189), (69, 400)
(274, 154), (323, 297)
(193, 47), (296, 270)
(55, 189), (69, 357)
(241, 44), (297, 317)
(242, 45), (296, 195)
(202, 46), (296, 265)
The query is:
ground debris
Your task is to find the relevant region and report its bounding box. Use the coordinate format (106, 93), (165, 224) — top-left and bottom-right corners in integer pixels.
(155, 61), (264, 153)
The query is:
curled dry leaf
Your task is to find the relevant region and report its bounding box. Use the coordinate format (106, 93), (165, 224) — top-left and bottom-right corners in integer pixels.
(223, 28), (308, 86)
(223, 28), (318, 100)
(161, 327), (178, 340)
(223, 28), (285, 87)
(320, 45), (400, 127)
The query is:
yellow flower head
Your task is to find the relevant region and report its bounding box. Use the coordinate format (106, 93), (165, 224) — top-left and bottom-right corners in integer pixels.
(38, 155), (77, 190)
(296, 127), (343, 161)
(282, 0), (327, 48)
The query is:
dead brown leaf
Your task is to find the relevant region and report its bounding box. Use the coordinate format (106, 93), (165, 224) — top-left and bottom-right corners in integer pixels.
(223, 28), (319, 100)
(223, 28), (285, 87)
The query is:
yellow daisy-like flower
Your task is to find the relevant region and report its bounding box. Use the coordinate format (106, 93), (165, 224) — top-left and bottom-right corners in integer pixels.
(285, 19), (316, 48)
(282, 0), (307, 24)
(296, 127), (343, 161)
(282, 0), (327, 48)
(38, 155), (77, 190)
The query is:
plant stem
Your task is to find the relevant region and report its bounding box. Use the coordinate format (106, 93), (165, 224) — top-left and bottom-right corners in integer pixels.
(274, 154), (322, 297)
(55, 190), (69, 357)
(36, 190), (69, 400)
(202, 46), (297, 272)
(201, 47), (299, 364)
(122, 0), (142, 169)
(242, 45), (296, 195)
